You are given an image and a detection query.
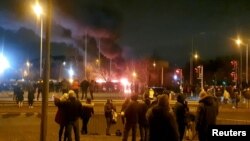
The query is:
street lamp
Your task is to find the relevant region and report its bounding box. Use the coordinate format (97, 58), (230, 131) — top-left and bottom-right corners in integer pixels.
(32, 2), (43, 78)
(26, 61), (31, 77)
(68, 67), (74, 83)
(132, 71), (137, 92)
(0, 53), (10, 74)
(190, 52), (199, 86)
(235, 38), (249, 88)
(153, 62), (156, 68)
(236, 38), (243, 90)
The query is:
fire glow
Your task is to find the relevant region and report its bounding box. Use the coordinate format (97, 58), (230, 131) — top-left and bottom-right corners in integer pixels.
(95, 77), (132, 94)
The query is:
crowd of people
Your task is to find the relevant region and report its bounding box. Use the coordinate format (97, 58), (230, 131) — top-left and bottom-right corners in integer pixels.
(11, 78), (96, 108)
(10, 79), (223, 141)
(115, 88), (219, 141)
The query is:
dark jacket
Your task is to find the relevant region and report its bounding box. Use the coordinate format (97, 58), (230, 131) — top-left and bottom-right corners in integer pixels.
(124, 100), (139, 124)
(64, 97), (82, 123)
(80, 80), (89, 90)
(138, 99), (150, 126)
(54, 97), (67, 125)
(16, 86), (24, 101)
(196, 95), (219, 131)
(173, 94), (189, 125)
(147, 105), (180, 141)
(27, 85), (35, 100)
(81, 103), (94, 119)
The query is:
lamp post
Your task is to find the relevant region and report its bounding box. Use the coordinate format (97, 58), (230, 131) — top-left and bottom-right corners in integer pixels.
(26, 61), (30, 78)
(84, 32), (88, 79)
(38, 0), (52, 140)
(190, 52), (198, 86)
(153, 61), (156, 86)
(132, 71), (137, 93)
(32, 2), (43, 79)
(235, 38), (249, 89)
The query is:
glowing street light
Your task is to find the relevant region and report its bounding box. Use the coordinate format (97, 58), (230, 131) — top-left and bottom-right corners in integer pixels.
(153, 62), (156, 67)
(0, 53), (10, 74)
(68, 67), (74, 83)
(236, 38), (243, 89)
(63, 61), (66, 66)
(235, 38), (249, 87)
(236, 39), (242, 46)
(26, 61), (30, 67)
(132, 71), (137, 78)
(190, 52), (199, 86)
(26, 61), (31, 77)
(194, 53), (199, 59)
(32, 1), (43, 78)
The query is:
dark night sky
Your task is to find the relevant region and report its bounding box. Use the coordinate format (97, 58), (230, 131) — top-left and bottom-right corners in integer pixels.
(1, 0), (250, 68)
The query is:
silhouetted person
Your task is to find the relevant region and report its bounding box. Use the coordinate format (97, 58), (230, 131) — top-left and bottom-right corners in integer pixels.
(173, 94), (189, 141)
(89, 80), (95, 100)
(54, 93), (69, 141)
(64, 90), (82, 141)
(196, 90), (219, 141)
(138, 96), (151, 141)
(146, 95), (180, 141)
(27, 83), (36, 108)
(80, 79), (89, 100)
(80, 98), (94, 134)
(36, 80), (43, 101)
(121, 97), (130, 125)
(61, 78), (70, 94)
(122, 94), (139, 141)
(104, 99), (116, 135)
(16, 85), (24, 108)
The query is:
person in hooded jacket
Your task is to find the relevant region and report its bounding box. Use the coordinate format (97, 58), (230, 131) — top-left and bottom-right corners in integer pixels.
(138, 95), (151, 141)
(121, 97), (130, 125)
(80, 98), (94, 134)
(54, 93), (69, 141)
(64, 90), (82, 141)
(146, 95), (180, 141)
(173, 93), (189, 141)
(196, 90), (219, 141)
(122, 94), (139, 141)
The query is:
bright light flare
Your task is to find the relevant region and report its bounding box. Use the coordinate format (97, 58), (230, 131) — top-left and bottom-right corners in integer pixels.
(0, 54), (10, 74)
(111, 79), (119, 83)
(68, 68), (74, 77)
(132, 72), (137, 77)
(173, 74), (178, 80)
(69, 78), (73, 84)
(194, 53), (198, 59)
(120, 78), (129, 85)
(153, 62), (156, 67)
(236, 38), (242, 46)
(68, 68), (74, 83)
(26, 61), (30, 67)
(96, 78), (106, 83)
(63, 61), (66, 66)
(32, 2), (43, 17)
(120, 78), (132, 94)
